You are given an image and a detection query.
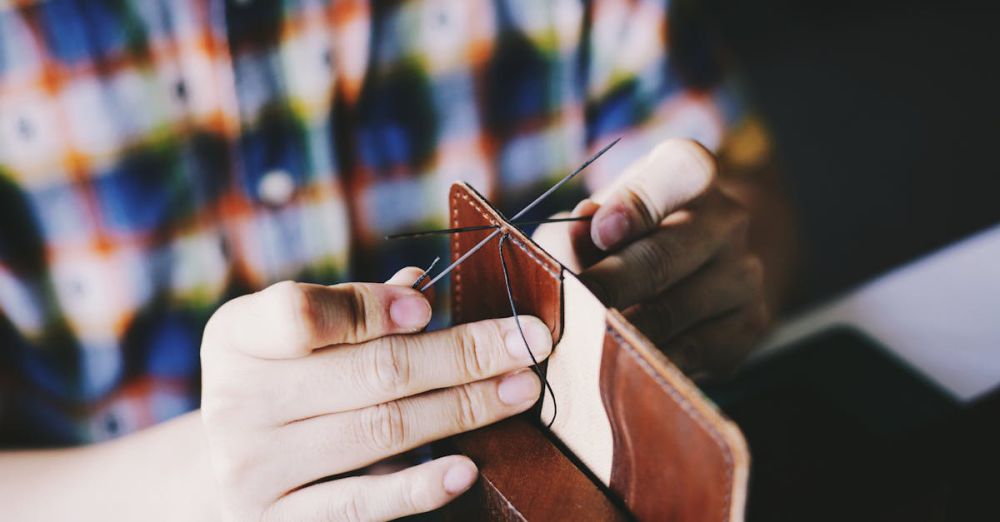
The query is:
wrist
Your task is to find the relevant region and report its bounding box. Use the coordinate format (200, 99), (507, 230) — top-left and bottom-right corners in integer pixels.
(88, 410), (221, 521)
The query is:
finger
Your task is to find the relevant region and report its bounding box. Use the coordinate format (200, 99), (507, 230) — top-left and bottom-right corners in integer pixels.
(384, 266), (437, 304)
(591, 139), (718, 251)
(272, 455), (478, 522)
(276, 370), (540, 484)
(384, 266), (426, 286)
(580, 190), (748, 310)
(207, 280), (432, 359)
(625, 254), (764, 344)
(271, 316), (552, 420)
(664, 302), (770, 377)
(568, 199), (603, 267)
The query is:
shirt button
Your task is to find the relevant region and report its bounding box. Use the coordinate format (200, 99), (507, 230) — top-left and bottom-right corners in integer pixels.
(436, 9), (450, 27)
(104, 413), (120, 436)
(17, 116), (34, 141)
(174, 80), (188, 101)
(258, 169), (296, 206)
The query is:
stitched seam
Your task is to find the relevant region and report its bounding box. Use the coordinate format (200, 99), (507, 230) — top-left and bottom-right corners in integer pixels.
(607, 327), (734, 522)
(455, 191), (560, 281)
(505, 235), (560, 280)
(452, 197), (462, 322)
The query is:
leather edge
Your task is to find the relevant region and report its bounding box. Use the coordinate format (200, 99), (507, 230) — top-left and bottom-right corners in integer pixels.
(448, 182), (565, 342)
(605, 309), (750, 522)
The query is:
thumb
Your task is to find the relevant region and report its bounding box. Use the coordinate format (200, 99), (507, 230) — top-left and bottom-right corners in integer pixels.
(590, 139), (718, 251)
(568, 198), (603, 267)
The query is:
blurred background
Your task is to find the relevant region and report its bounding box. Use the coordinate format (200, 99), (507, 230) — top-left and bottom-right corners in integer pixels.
(693, 2), (1000, 520)
(1, 1), (997, 519)
(705, 0), (999, 308)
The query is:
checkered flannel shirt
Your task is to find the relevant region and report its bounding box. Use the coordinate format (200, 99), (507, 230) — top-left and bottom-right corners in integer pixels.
(0, 0), (743, 445)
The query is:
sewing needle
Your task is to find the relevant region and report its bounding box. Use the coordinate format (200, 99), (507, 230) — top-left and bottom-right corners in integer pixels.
(417, 137), (620, 292)
(384, 216), (593, 240)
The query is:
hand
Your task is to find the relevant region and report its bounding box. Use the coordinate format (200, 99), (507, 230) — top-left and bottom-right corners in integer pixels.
(534, 139), (769, 376)
(199, 268), (551, 521)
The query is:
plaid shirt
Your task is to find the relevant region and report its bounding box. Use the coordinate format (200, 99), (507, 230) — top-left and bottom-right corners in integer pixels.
(0, 0), (742, 445)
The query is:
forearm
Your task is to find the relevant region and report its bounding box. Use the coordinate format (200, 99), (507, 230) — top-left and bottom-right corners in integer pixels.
(0, 411), (219, 522)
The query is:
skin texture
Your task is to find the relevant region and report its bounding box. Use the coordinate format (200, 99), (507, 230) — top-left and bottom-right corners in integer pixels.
(0, 268), (552, 521)
(534, 139), (777, 377)
(0, 138), (792, 520)
(200, 269), (552, 521)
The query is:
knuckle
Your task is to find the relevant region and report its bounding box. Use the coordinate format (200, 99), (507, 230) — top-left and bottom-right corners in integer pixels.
(333, 493), (366, 522)
(404, 476), (430, 514)
(665, 138), (719, 185)
(456, 322), (501, 379)
(452, 384), (484, 430)
(369, 339), (411, 397)
(634, 239), (674, 290)
(361, 402), (407, 453)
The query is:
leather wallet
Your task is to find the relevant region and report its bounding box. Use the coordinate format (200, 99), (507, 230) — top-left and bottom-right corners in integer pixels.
(439, 182), (749, 521)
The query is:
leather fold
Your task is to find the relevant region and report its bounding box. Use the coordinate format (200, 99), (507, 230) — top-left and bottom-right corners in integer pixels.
(443, 182), (749, 522)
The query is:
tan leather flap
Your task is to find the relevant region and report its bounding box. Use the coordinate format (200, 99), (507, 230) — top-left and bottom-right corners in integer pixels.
(447, 181), (749, 522)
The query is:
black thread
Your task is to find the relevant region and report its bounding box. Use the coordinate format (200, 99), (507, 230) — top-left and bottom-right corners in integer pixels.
(387, 138), (620, 428)
(385, 216), (592, 240)
(387, 224), (498, 240)
(413, 137), (620, 292)
(499, 232), (557, 428)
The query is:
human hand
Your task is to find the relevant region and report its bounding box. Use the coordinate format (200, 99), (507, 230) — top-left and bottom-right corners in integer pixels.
(534, 139), (769, 376)
(199, 268), (551, 521)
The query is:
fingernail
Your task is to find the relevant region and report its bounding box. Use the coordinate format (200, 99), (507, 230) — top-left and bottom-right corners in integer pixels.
(504, 318), (553, 362)
(497, 371), (541, 405)
(389, 295), (431, 329)
(594, 209), (631, 250)
(443, 460), (478, 494)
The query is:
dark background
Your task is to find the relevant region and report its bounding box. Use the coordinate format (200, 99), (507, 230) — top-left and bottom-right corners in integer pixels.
(704, 0), (1000, 308)
(695, 4), (1000, 518)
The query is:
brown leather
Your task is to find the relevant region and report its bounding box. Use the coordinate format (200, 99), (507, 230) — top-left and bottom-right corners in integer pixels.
(441, 415), (630, 521)
(601, 310), (747, 521)
(442, 182), (749, 521)
(449, 183), (563, 340)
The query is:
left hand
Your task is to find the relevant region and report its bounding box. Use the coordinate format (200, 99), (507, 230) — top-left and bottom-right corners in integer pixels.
(534, 139), (770, 377)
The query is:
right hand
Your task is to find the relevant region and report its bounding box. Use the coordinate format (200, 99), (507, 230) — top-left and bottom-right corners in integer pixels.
(199, 267), (552, 521)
